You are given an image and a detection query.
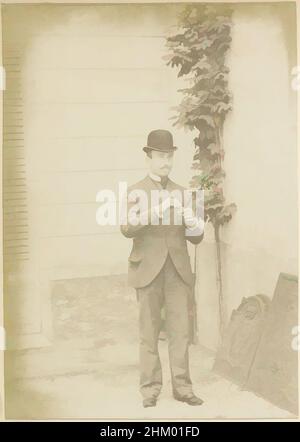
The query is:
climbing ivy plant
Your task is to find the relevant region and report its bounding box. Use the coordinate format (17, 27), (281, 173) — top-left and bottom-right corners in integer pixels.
(165, 4), (237, 338)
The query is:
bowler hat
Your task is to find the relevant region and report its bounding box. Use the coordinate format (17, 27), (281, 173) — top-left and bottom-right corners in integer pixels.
(143, 129), (178, 153)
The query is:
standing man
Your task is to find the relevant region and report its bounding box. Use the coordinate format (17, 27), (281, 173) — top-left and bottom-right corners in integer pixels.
(120, 129), (204, 408)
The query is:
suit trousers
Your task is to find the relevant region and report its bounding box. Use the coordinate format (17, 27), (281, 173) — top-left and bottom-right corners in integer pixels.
(136, 253), (193, 399)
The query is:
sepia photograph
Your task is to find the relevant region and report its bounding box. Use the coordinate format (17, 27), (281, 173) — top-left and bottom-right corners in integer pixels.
(0, 0), (298, 421)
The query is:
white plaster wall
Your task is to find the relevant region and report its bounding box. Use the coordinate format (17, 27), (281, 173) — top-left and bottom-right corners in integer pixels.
(196, 4), (298, 351)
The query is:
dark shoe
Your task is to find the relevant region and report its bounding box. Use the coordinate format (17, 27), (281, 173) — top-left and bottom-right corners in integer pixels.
(143, 397), (157, 408)
(174, 393), (204, 406)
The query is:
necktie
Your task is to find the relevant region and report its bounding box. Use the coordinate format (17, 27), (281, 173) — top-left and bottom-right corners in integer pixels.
(161, 177), (168, 189)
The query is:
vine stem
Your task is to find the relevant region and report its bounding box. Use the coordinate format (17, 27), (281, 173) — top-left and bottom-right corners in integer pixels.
(214, 222), (225, 340)
(192, 244), (199, 345)
(213, 119), (226, 340)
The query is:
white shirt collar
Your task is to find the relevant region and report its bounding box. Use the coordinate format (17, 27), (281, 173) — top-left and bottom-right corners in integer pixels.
(149, 172), (165, 182)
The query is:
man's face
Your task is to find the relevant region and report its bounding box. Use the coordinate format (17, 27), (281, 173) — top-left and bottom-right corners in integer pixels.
(147, 150), (174, 177)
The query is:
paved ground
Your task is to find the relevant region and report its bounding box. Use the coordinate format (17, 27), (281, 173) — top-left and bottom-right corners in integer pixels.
(4, 274), (296, 420)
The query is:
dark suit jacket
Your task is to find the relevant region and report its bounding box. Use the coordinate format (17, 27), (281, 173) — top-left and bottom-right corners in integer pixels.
(120, 175), (204, 288)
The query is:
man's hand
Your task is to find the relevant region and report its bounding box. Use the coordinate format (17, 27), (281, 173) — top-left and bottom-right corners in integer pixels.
(182, 207), (198, 228)
(182, 207), (205, 234)
(152, 197), (172, 219)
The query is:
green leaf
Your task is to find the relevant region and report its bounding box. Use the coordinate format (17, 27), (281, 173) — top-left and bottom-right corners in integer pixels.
(166, 3), (235, 228)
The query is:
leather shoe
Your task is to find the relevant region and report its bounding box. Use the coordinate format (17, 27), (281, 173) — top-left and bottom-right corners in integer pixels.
(174, 393), (204, 406)
(143, 397), (157, 408)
